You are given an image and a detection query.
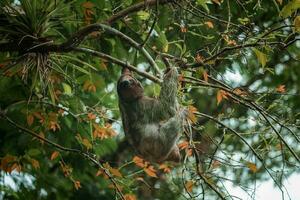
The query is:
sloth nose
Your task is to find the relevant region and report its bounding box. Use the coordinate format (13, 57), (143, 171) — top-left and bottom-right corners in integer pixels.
(120, 80), (130, 88)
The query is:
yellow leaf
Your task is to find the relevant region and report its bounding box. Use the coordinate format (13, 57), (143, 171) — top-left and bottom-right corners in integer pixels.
(103, 162), (111, 169)
(185, 180), (194, 193)
(280, 0), (300, 18)
(99, 61), (107, 70)
(253, 48), (267, 68)
(144, 166), (158, 178)
(27, 114), (34, 126)
(137, 11), (150, 20)
(276, 85), (286, 93)
(294, 16), (300, 33)
(109, 168), (123, 178)
(246, 162), (258, 173)
(82, 138), (92, 150)
(50, 151), (59, 160)
(204, 21), (214, 28)
(124, 194), (137, 200)
(163, 43), (169, 53)
(276, 0), (282, 5)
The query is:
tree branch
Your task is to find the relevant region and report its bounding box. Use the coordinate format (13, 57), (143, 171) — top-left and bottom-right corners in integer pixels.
(0, 110), (125, 200)
(106, 0), (176, 24)
(73, 47), (161, 83)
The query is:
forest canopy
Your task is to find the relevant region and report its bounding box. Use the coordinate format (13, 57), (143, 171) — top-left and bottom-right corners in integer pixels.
(0, 0), (300, 199)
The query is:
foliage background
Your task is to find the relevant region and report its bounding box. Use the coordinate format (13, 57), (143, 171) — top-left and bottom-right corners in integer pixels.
(0, 0), (300, 199)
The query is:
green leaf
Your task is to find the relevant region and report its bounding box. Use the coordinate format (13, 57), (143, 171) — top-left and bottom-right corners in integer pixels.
(27, 149), (41, 156)
(196, 0), (210, 13)
(62, 83), (72, 96)
(280, 0), (300, 18)
(137, 11), (150, 20)
(253, 48), (267, 68)
(294, 16), (300, 33)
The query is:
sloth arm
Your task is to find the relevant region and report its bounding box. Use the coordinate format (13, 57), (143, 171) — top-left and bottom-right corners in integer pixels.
(158, 67), (179, 113)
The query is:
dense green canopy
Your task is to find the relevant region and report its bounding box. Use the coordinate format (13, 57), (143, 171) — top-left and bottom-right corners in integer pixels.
(0, 0), (300, 199)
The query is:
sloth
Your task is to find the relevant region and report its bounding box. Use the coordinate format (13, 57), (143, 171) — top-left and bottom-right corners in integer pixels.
(117, 67), (186, 163)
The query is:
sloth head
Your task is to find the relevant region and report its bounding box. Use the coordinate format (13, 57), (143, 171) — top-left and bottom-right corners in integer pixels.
(117, 68), (144, 102)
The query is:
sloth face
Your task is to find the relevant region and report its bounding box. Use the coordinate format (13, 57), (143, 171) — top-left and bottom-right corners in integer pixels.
(117, 74), (144, 102)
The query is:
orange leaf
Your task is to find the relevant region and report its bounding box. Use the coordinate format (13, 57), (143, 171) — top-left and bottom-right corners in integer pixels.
(217, 90), (229, 105)
(159, 164), (171, 173)
(204, 21), (214, 28)
(103, 162), (111, 169)
(246, 162), (258, 173)
(27, 114), (34, 126)
(212, 0), (222, 5)
(233, 88), (248, 96)
(187, 106), (198, 124)
(110, 168), (123, 178)
(178, 141), (189, 150)
(10, 163), (22, 173)
(223, 35), (237, 46)
(178, 74), (184, 82)
(82, 138), (92, 150)
(133, 156), (145, 168)
(82, 1), (94, 8)
(276, 85), (286, 93)
(33, 112), (44, 124)
(0, 155), (18, 173)
(30, 159), (40, 169)
(211, 160), (221, 169)
(96, 169), (103, 177)
(124, 194), (137, 200)
(181, 27), (187, 33)
(38, 132), (45, 145)
(185, 180), (194, 193)
(203, 70), (208, 82)
(186, 149), (193, 157)
(50, 151), (59, 160)
(87, 113), (96, 120)
(144, 165), (158, 178)
(74, 180), (81, 190)
(195, 54), (204, 63)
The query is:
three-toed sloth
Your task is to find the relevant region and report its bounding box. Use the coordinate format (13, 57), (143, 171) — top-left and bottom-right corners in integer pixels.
(117, 67), (186, 163)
